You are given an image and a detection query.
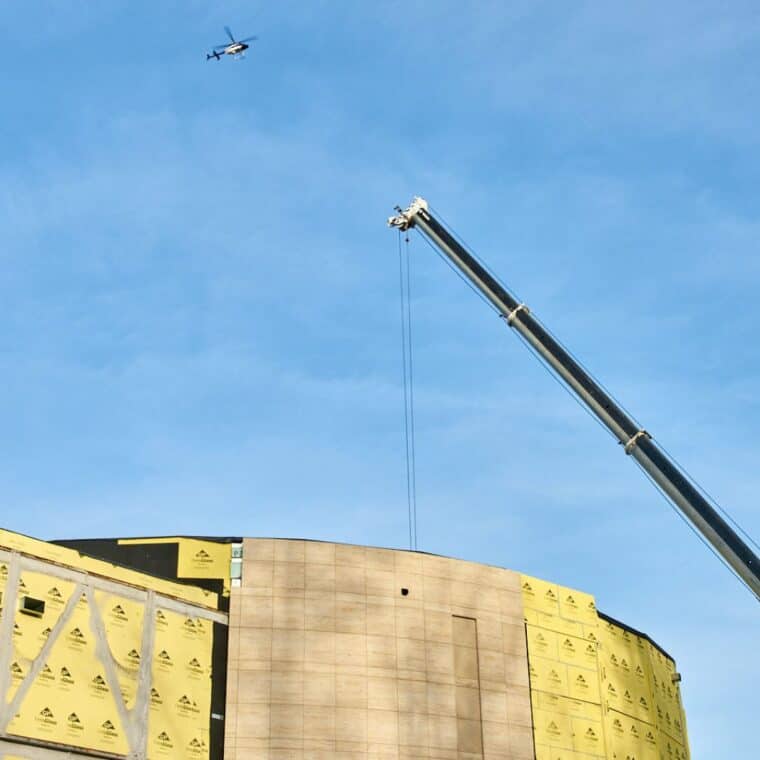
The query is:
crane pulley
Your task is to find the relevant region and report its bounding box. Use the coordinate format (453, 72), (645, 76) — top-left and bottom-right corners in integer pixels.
(388, 196), (760, 600)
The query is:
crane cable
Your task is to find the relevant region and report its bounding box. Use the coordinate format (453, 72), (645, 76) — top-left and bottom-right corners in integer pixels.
(398, 230), (418, 550)
(421, 208), (760, 591)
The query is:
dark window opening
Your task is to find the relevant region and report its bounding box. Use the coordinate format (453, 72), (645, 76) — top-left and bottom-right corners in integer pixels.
(19, 596), (45, 618)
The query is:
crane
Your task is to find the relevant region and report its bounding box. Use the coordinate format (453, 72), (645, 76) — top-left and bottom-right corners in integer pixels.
(388, 197), (760, 600)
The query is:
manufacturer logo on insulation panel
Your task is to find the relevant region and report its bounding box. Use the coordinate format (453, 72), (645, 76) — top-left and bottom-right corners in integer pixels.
(156, 649), (173, 666)
(187, 657), (203, 675)
(194, 549), (213, 564)
(111, 604), (128, 621)
(100, 719), (119, 738)
(36, 707), (57, 726)
(156, 609), (168, 628)
(91, 674), (109, 694)
(188, 737), (207, 755)
(0, 563), (7, 577)
(40, 627), (52, 639)
(127, 648), (141, 663)
(156, 731), (173, 748)
(10, 661), (23, 679)
(60, 666), (75, 685)
(47, 587), (63, 604)
(178, 695), (200, 715)
(68, 627), (86, 645)
(563, 593), (579, 612)
(67, 713), (83, 731)
(40, 664), (55, 682)
(546, 721), (561, 738)
(150, 687), (163, 705)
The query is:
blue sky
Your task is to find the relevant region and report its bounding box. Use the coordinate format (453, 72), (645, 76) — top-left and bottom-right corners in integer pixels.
(2, 1), (758, 754)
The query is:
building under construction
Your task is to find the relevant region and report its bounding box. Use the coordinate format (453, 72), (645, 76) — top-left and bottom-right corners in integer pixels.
(0, 528), (689, 759)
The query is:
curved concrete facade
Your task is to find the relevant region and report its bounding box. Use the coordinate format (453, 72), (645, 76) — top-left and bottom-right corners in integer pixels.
(224, 539), (533, 759)
(223, 539), (690, 760)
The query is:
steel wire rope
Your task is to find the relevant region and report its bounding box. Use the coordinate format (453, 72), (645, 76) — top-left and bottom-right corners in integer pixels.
(416, 203), (758, 595)
(404, 233), (419, 550)
(398, 231), (414, 550)
(511, 331), (620, 441)
(651, 437), (760, 553)
(414, 230), (500, 314)
(416, 227), (617, 442)
(430, 206), (646, 429)
(630, 456), (757, 599)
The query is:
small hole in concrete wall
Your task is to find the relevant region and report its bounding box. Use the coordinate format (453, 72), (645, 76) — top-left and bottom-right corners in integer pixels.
(400, 588), (409, 596)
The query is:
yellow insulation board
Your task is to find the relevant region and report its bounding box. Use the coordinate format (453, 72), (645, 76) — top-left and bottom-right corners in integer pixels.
(2, 561), (216, 759)
(118, 537), (232, 597)
(597, 618), (690, 757)
(0, 529), (217, 609)
(7, 590), (130, 755)
(95, 590), (145, 710)
(522, 574), (690, 760)
(6, 570), (77, 702)
(148, 606), (212, 759)
(523, 575), (605, 759)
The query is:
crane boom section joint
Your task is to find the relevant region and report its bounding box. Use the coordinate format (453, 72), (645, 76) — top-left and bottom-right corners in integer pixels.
(388, 196), (760, 600)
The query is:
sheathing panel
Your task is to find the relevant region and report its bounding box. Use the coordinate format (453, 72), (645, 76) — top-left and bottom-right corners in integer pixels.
(0, 543), (227, 760)
(522, 574), (691, 760)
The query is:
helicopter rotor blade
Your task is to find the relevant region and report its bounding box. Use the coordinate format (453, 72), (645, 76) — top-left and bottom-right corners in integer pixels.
(224, 26), (235, 42)
(238, 36), (258, 43)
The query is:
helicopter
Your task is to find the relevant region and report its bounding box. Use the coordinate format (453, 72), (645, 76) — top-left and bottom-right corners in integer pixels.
(206, 26), (257, 61)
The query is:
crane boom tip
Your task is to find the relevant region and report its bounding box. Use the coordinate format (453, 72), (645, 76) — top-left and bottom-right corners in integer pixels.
(388, 197), (429, 230)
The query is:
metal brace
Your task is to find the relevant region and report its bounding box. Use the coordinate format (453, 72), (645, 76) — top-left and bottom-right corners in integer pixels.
(503, 303), (530, 325)
(624, 429), (651, 455)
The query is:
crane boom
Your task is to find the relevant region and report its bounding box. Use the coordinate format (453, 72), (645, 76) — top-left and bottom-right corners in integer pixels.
(388, 197), (760, 599)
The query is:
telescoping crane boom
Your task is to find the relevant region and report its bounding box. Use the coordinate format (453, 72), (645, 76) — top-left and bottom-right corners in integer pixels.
(388, 197), (760, 600)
